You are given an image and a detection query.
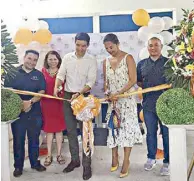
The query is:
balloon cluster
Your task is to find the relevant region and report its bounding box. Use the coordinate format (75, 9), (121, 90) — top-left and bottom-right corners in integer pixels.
(14, 19), (52, 45)
(132, 9), (174, 60)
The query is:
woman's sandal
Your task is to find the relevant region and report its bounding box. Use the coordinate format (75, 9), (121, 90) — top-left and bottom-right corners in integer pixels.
(44, 155), (53, 166)
(56, 155), (65, 165)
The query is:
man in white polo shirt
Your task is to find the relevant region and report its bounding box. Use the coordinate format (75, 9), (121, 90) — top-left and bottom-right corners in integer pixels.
(54, 33), (97, 180)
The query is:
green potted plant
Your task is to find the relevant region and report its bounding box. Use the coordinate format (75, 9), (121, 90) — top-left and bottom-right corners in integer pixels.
(1, 20), (22, 181)
(156, 8), (194, 181)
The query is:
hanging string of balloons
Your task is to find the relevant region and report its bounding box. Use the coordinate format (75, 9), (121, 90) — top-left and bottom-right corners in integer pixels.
(132, 9), (174, 60)
(13, 19), (52, 45)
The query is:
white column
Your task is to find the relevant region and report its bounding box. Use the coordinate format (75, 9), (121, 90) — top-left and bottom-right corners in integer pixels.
(169, 127), (187, 181)
(1, 123), (11, 181)
(93, 15), (100, 33)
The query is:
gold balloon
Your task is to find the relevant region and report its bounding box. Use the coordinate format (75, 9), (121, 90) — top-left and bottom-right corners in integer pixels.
(132, 9), (150, 26)
(139, 110), (144, 122)
(33, 29), (52, 44)
(14, 29), (33, 45)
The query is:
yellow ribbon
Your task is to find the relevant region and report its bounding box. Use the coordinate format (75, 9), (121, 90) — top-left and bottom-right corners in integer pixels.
(4, 84), (172, 157)
(82, 120), (94, 157)
(4, 84), (172, 103)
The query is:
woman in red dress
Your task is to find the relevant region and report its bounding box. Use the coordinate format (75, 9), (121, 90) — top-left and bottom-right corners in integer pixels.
(41, 51), (66, 166)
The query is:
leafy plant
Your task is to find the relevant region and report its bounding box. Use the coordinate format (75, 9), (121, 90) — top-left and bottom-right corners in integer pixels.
(164, 9), (194, 90)
(1, 20), (18, 84)
(156, 88), (194, 125)
(1, 89), (22, 122)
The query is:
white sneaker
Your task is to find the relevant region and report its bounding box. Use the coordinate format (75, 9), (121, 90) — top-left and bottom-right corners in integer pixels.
(160, 163), (170, 176)
(144, 158), (157, 171)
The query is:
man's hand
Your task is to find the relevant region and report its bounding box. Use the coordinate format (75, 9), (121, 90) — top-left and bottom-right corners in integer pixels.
(22, 100), (32, 112)
(70, 93), (80, 102)
(54, 85), (63, 97)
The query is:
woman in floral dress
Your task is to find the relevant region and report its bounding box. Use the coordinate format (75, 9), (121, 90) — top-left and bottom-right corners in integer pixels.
(103, 33), (142, 178)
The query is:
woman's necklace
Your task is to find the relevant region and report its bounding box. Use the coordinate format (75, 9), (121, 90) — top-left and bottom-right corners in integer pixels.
(48, 69), (58, 76)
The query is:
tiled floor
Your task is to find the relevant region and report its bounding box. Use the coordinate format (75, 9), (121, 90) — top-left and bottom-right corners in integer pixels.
(9, 130), (194, 181)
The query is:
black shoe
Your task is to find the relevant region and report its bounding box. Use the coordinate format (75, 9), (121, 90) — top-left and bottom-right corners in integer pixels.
(141, 127), (145, 135)
(31, 161), (46, 172)
(139, 124), (145, 135)
(63, 160), (80, 173)
(83, 167), (92, 180)
(13, 168), (23, 177)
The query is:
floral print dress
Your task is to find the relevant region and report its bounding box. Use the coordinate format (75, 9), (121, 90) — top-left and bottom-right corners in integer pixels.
(105, 54), (143, 148)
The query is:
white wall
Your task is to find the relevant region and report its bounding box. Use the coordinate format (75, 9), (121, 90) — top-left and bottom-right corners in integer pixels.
(27, 0), (193, 21)
(2, 0), (194, 36)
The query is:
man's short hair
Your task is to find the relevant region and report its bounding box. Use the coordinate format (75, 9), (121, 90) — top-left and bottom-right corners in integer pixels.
(149, 37), (162, 43)
(75, 32), (90, 45)
(25, 50), (39, 58)
(148, 34), (164, 45)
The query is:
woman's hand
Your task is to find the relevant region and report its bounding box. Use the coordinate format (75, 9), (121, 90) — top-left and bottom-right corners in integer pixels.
(108, 93), (119, 102)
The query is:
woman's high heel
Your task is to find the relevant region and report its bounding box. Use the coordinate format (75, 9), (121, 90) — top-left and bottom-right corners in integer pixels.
(110, 163), (119, 172)
(119, 170), (129, 178)
(119, 161), (130, 178)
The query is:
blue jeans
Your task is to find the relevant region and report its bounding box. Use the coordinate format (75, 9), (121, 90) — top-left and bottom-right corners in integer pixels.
(143, 110), (169, 163)
(11, 116), (42, 169)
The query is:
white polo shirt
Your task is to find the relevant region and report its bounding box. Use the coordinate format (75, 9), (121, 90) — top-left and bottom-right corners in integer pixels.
(57, 52), (97, 92)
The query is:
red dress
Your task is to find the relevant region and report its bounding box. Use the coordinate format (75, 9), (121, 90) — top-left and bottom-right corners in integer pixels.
(41, 68), (66, 133)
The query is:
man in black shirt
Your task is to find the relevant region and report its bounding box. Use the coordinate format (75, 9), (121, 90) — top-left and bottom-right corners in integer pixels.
(4, 50), (46, 177)
(137, 36), (169, 176)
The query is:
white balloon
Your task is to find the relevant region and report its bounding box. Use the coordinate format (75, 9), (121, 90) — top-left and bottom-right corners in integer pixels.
(147, 33), (164, 45)
(41, 44), (51, 51)
(139, 47), (149, 60)
(138, 26), (152, 42)
(39, 20), (49, 30)
(16, 44), (26, 50)
(26, 18), (40, 31)
(19, 20), (28, 29)
(16, 44), (28, 56)
(148, 17), (165, 33)
(162, 17), (173, 30)
(28, 41), (41, 52)
(160, 31), (173, 45)
(162, 45), (173, 57)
